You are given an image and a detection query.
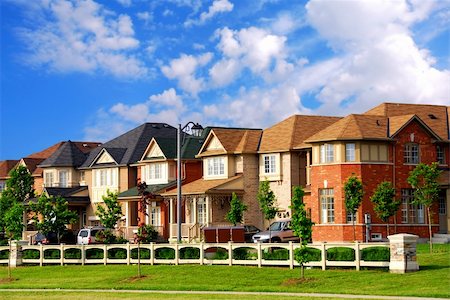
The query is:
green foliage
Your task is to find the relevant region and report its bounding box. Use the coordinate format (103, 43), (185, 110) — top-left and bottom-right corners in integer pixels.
(4, 202), (24, 240)
(137, 224), (159, 243)
(232, 248), (254, 260)
(344, 175), (364, 215)
(155, 248), (175, 259)
(257, 180), (278, 221)
(361, 247), (390, 261)
(262, 248), (289, 260)
(180, 247), (200, 259)
(22, 249), (40, 259)
(131, 248), (150, 259)
(95, 191), (123, 229)
(370, 181), (400, 223)
(407, 163), (442, 207)
(0, 250), (9, 259)
(108, 248), (127, 259)
(95, 230), (117, 244)
(29, 194), (77, 243)
(326, 247), (355, 261)
(64, 248), (81, 259)
(86, 248), (104, 259)
(225, 192), (247, 226)
(44, 249), (61, 259)
(211, 248), (228, 260)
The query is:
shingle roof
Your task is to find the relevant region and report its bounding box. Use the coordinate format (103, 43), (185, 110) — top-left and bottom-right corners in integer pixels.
(38, 141), (92, 168)
(0, 160), (19, 179)
(38, 186), (90, 205)
(81, 123), (177, 168)
(118, 181), (177, 198)
(365, 103), (449, 141)
(161, 175), (243, 196)
(198, 128), (262, 157)
(259, 115), (342, 152)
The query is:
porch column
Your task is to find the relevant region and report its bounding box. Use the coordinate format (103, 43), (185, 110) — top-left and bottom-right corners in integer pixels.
(193, 197), (197, 224)
(206, 196), (210, 226)
(125, 202), (129, 227)
(169, 198), (174, 239)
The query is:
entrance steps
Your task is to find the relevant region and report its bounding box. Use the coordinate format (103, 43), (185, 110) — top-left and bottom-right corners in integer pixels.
(431, 233), (450, 244)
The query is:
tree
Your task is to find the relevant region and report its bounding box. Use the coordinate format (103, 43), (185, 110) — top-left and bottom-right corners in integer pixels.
(344, 175), (364, 241)
(290, 186), (314, 279)
(370, 181), (400, 236)
(226, 192), (247, 226)
(407, 162), (442, 253)
(29, 194), (77, 244)
(95, 191), (123, 229)
(4, 202), (24, 279)
(257, 180), (278, 240)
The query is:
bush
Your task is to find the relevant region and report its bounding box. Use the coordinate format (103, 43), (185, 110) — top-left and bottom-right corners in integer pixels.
(0, 239), (8, 246)
(95, 230), (117, 244)
(233, 248), (251, 260)
(361, 247), (390, 261)
(294, 247), (321, 262)
(64, 248), (81, 259)
(327, 247), (355, 261)
(0, 250), (9, 259)
(263, 248), (289, 260)
(131, 248), (150, 259)
(23, 249), (40, 259)
(211, 248), (228, 260)
(108, 248), (127, 259)
(44, 249), (61, 259)
(180, 247), (200, 259)
(115, 236), (129, 244)
(155, 248), (175, 259)
(86, 248), (104, 259)
(137, 225), (158, 243)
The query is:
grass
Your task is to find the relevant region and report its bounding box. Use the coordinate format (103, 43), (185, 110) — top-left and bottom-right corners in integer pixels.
(0, 244), (448, 298)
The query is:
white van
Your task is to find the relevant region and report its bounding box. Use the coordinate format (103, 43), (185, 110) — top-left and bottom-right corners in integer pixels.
(77, 227), (106, 245)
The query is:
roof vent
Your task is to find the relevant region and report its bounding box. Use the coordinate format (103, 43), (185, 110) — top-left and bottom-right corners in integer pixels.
(151, 124), (160, 129)
(428, 114), (437, 119)
(83, 143), (88, 147)
(376, 120), (381, 126)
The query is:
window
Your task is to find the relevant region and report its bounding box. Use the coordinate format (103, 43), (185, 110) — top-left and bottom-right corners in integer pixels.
(437, 145), (445, 164)
(80, 171), (85, 182)
(263, 155), (276, 174)
(94, 168), (118, 187)
(404, 143), (419, 164)
(207, 157), (225, 176)
(346, 211), (356, 223)
(439, 194), (446, 215)
(320, 144), (334, 163)
(401, 189), (424, 224)
(0, 182), (5, 193)
(44, 172), (54, 187)
(150, 206), (161, 226)
(320, 189), (334, 223)
(59, 170), (68, 187)
(197, 198), (207, 225)
(346, 143), (356, 162)
(148, 163), (162, 180)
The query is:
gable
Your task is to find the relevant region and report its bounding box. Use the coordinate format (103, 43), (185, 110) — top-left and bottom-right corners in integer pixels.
(92, 150), (117, 165)
(390, 115), (441, 141)
(206, 135), (224, 151)
(197, 132), (226, 157)
(141, 139), (166, 161)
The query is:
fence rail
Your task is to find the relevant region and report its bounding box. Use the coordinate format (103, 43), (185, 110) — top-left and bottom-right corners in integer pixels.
(0, 241), (390, 270)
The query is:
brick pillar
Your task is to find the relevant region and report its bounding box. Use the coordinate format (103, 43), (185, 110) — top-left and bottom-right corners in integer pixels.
(388, 233), (419, 273)
(8, 240), (27, 268)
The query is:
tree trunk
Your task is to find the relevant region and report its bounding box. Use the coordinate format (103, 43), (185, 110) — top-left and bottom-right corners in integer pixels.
(387, 221), (390, 237)
(8, 239), (11, 279)
(352, 219), (356, 241)
(301, 264), (304, 279)
(427, 206), (433, 254)
(394, 215), (397, 234)
(137, 241), (141, 277)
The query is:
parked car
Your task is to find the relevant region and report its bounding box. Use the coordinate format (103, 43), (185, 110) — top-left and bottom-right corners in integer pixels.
(77, 227), (107, 245)
(243, 225), (260, 242)
(33, 230), (76, 245)
(252, 219), (299, 243)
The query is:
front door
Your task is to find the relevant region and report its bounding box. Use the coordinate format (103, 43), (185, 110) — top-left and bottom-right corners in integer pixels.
(438, 192), (448, 233)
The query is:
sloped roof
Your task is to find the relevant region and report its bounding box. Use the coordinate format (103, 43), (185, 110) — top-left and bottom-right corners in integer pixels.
(39, 141), (91, 168)
(118, 181), (177, 199)
(365, 103), (449, 141)
(44, 186), (89, 197)
(0, 160), (19, 179)
(259, 115), (342, 152)
(198, 128), (262, 157)
(81, 123), (177, 168)
(20, 158), (46, 175)
(306, 114), (390, 142)
(162, 175), (243, 196)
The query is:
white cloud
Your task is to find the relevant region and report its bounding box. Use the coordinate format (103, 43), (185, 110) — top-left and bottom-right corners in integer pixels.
(149, 88), (184, 111)
(161, 53), (213, 96)
(137, 11), (153, 23)
(17, 0), (147, 78)
(185, 0), (233, 27)
(116, 0), (132, 7)
(270, 11), (305, 35)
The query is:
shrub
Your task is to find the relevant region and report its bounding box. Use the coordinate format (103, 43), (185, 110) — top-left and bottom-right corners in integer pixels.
(233, 248), (251, 260)
(263, 248), (289, 260)
(211, 248), (228, 260)
(131, 248), (150, 259)
(108, 248), (127, 259)
(95, 230), (117, 244)
(86, 248), (104, 259)
(361, 247), (390, 261)
(137, 225), (158, 243)
(180, 247), (200, 259)
(44, 249), (61, 259)
(64, 248), (81, 259)
(327, 247), (355, 261)
(22, 249), (40, 259)
(115, 236), (129, 244)
(0, 239), (8, 246)
(294, 247), (321, 262)
(155, 248), (175, 259)
(0, 250), (9, 259)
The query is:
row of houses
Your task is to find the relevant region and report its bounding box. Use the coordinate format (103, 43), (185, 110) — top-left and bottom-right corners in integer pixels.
(1, 102), (449, 242)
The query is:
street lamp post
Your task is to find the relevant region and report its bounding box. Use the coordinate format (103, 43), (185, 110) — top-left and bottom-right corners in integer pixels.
(177, 122), (203, 243)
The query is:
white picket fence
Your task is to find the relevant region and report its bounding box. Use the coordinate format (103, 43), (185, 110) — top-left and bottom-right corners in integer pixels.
(0, 241), (390, 270)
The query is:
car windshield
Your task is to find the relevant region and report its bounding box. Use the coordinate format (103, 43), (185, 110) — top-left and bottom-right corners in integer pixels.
(269, 222), (284, 231)
(79, 231), (88, 237)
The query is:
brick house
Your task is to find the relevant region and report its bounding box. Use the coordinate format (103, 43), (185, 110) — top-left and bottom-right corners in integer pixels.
(0, 160), (19, 193)
(303, 103), (449, 242)
(161, 128), (262, 241)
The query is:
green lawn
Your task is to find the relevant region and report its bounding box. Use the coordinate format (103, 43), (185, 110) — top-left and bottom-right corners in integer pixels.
(0, 244), (449, 298)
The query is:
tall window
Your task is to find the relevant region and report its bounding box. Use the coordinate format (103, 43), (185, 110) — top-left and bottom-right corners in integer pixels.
(263, 155), (276, 174)
(404, 143), (419, 164)
(437, 145), (445, 164)
(401, 189), (424, 224)
(320, 144), (334, 163)
(320, 189), (334, 223)
(150, 206), (161, 226)
(94, 169), (118, 187)
(207, 157), (225, 176)
(44, 172), (54, 187)
(346, 211), (356, 223)
(80, 171), (85, 182)
(346, 143), (356, 162)
(59, 170), (68, 187)
(439, 194), (446, 215)
(197, 198), (207, 225)
(149, 163), (162, 180)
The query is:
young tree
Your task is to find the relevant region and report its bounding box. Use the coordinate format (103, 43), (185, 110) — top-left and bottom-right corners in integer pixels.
(407, 162), (442, 253)
(29, 194), (77, 244)
(370, 181), (400, 236)
(290, 186), (314, 279)
(344, 175), (364, 241)
(4, 202), (24, 279)
(226, 192), (247, 226)
(257, 180), (278, 240)
(95, 191), (123, 229)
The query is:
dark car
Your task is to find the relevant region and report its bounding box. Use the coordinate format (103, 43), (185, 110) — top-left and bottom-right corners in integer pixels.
(33, 231), (76, 245)
(243, 225), (260, 242)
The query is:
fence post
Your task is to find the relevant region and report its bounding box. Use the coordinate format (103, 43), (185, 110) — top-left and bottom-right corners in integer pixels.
(200, 242), (204, 265)
(175, 243), (179, 265)
(127, 243), (130, 266)
(228, 242), (232, 266)
(60, 244), (64, 266)
(257, 243), (262, 268)
(355, 241), (360, 271)
(150, 242), (154, 266)
(81, 245), (85, 266)
(289, 242), (294, 270)
(104, 245), (107, 266)
(321, 243), (326, 270)
(40, 244), (44, 267)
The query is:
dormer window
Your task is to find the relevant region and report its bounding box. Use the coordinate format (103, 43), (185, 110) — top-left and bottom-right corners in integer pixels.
(404, 143), (419, 164)
(207, 157), (225, 176)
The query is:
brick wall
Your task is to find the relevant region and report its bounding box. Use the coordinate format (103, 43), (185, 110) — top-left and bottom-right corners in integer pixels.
(242, 154), (264, 229)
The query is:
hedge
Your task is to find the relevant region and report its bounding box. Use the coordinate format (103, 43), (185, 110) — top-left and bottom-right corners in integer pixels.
(361, 247), (390, 261)
(0, 250), (9, 259)
(326, 247), (355, 261)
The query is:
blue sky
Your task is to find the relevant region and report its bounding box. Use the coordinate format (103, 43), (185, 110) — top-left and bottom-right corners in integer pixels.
(1, 0), (449, 160)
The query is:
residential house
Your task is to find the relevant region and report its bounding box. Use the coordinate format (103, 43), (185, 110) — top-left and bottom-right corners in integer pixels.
(0, 160), (19, 193)
(304, 103), (449, 242)
(162, 128), (263, 241)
